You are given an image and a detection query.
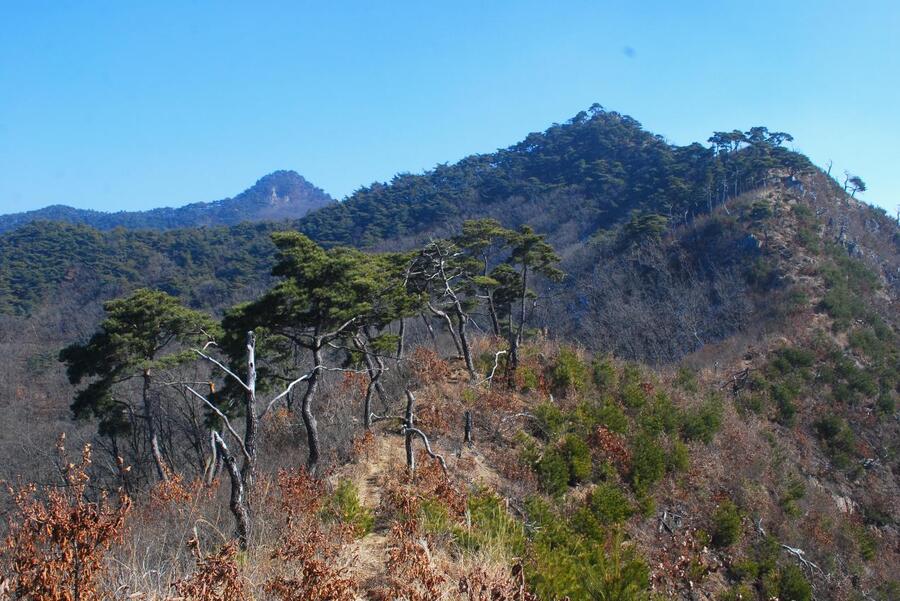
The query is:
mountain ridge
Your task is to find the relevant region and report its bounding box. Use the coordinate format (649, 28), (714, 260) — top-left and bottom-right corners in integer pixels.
(0, 169), (334, 233)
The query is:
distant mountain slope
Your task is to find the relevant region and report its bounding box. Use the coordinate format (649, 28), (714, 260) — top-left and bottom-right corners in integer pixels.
(0, 170), (334, 233)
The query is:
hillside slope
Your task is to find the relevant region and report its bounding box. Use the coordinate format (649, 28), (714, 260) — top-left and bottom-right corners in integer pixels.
(0, 170), (333, 233)
(0, 126), (897, 599)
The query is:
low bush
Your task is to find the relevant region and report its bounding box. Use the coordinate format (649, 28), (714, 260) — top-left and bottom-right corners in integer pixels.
(814, 416), (856, 468)
(629, 434), (665, 494)
(680, 397), (723, 443)
(454, 491), (525, 559)
(323, 479), (374, 536)
(592, 356), (618, 392)
(638, 392), (679, 436)
(525, 498), (650, 601)
(778, 564), (812, 601)
(551, 347), (589, 395)
(674, 366), (699, 392)
(535, 448), (569, 497)
(559, 433), (592, 485)
(711, 500), (742, 548)
(666, 439), (690, 473)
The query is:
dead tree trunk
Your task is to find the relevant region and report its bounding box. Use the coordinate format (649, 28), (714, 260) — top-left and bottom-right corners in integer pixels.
(213, 432), (250, 550)
(142, 369), (169, 482)
(241, 331), (258, 489)
(403, 389), (448, 474)
(203, 429), (220, 485)
(429, 303), (463, 355)
(404, 389), (416, 471)
(464, 411), (473, 445)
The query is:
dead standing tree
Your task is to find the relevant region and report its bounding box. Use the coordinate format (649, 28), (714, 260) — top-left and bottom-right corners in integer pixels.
(402, 388), (448, 474)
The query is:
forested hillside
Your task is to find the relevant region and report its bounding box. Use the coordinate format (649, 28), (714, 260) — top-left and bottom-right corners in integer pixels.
(0, 106), (897, 600)
(0, 170), (332, 234)
(0, 106), (807, 319)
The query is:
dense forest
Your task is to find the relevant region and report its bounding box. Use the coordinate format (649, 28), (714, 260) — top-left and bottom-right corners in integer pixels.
(0, 107), (897, 600)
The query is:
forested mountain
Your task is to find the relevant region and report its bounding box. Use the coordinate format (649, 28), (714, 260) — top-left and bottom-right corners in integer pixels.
(0, 106), (808, 320)
(0, 170), (333, 233)
(1, 106), (898, 601)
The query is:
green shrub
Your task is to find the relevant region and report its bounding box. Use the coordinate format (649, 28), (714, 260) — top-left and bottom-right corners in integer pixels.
(621, 383), (647, 409)
(629, 434), (665, 494)
(711, 500), (742, 548)
(552, 347), (589, 395)
(584, 482), (633, 526)
(674, 366), (699, 393)
(533, 402), (566, 441)
(639, 392), (679, 436)
(738, 392), (765, 415)
(855, 525), (876, 561)
(719, 584), (755, 601)
(784, 287), (810, 313)
(621, 363), (643, 389)
(680, 397), (723, 443)
(666, 439), (690, 473)
(596, 401), (629, 434)
(771, 382), (798, 426)
(419, 497), (451, 535)
(592, 357), (618, 392)
(779, 476), (806, 517)
(769, 347), (816, 376)
(323, 479), (374, 536)
(560, 433), (592, 485)
(814, 416), (856, 468)
(876, 391), (896, 414)
(750, 200), (773, 221)
(821, 286), (865, 323)
(535, 448), (569, 498)
(747, 258), (780, 290)
(454, 491), (525, 558)
(778, 564), (812, 601)
(526, 498), (651, 601)
(518, 364), (540, 393)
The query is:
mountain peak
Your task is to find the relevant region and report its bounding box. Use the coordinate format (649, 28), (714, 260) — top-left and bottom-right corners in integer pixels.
(0, 171), (335, 233)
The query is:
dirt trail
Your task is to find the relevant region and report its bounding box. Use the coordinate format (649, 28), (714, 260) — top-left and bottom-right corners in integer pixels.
(340, 432), (405, 594)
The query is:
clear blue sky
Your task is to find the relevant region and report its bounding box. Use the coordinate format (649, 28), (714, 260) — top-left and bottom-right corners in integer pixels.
(1, 1), (897, 214)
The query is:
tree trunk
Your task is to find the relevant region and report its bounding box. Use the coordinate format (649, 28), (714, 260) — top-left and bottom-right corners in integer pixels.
(404, 389), (415, 472)
(110, 435), (132, 495)
(464, 411), (472, 444)
(143, 370), (168, 482)
(508, 266), (528, 386)
(214, 433), (250, 550)
(396, 317), (406, 361)
(241, 331), (258, 490)
(300, 341), (323, 474)
(357, 330), (386, 429)
(487, 293), (501, 337)
(365, 330), (388, 401)
(421, 313), (439, 350)
(429, 303), (463, 355)
(203, 429), (218, 485)
(454, 308), (476, 380)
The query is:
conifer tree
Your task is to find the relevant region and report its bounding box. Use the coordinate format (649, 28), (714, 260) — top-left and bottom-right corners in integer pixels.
(60, 288), (218, 482)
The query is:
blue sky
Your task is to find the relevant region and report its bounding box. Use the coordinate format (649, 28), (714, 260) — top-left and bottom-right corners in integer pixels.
(1, 1), (897, 214)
